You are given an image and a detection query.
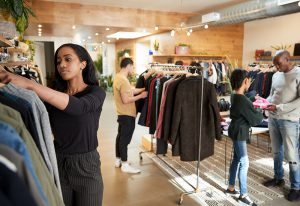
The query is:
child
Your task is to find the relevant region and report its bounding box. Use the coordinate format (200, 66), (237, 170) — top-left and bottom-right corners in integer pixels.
(225, 69), (263, 206)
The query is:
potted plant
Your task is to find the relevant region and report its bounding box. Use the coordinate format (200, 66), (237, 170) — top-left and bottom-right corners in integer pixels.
(175, 43), (190, 55)
(0, 0), (36, 37)
(153, 40), (159, 54)
(94, 54), (103, 79)
(106, 74), (114, 92)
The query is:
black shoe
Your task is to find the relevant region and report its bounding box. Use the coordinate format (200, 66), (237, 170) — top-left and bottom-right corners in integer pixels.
(224, 188), (240, 197)
(287, 189), (300, 202)
(238, 195), (257, 206)
(263, 178), (285, 187)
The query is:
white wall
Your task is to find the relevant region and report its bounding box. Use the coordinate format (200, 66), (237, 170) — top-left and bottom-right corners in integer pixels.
(102, 43), (116, 76)
(136, 42), (151, 75)
(243, 12), (300, 67)
(34, 42), (47, 84)
(24, 36), (73, 51)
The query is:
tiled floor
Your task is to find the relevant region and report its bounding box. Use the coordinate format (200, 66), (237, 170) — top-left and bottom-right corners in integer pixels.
(97, 93), (299, 206)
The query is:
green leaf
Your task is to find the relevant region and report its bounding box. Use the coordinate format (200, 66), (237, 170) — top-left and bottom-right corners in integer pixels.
(16, 13), (27, 34)
(13, 0), (23, 17)
(25, 7), (36, 17)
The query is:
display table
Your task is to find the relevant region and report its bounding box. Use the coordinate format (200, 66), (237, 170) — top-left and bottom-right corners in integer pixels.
(222, 117), (271, 152)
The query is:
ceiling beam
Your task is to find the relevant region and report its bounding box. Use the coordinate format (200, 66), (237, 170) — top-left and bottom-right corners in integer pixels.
(31, 1), (194, 29)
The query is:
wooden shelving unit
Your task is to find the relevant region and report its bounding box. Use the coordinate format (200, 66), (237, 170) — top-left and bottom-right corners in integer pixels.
(0, 36), (13, 47)
(151, 54), (226, 64)
(255, 56), (300, 61)
(152, 54), (225, 58)
(0, 47), (26, 53)
(0, 61), (33, 67)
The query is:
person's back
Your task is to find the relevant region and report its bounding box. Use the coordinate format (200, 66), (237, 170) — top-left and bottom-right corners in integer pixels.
(113, 73), (136, 117)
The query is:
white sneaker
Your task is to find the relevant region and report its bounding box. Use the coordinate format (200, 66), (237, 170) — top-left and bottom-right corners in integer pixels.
(115, 158), (122, 168)
(121, 163), (141, 174)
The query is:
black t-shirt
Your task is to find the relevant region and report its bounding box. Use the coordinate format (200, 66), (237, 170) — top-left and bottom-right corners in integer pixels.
(46, 85), (106, 155)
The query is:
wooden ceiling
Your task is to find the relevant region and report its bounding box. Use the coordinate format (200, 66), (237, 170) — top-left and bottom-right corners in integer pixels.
(25, 0), (244, 43)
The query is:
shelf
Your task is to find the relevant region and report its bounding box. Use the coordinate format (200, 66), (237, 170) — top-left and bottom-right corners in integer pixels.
(152, 54), (225, 58)
(0, 36), (13, 47)
(0, 47), (26, 53)
(255, 56), (300, 61)
(0, 61), (33, 67)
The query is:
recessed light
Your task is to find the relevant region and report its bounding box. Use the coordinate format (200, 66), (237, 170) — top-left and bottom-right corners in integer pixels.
(88, 36), (91, 39)
(38, 28), (42, 32)
(38, 24), (42, 28)
(171, 30), (175, 37)
(108, 39), (111, 43)
(72, 25), (76, 29)
(187, 31), (191, 36)
(189, 28), (193, 33)
(102, 41), (104, 44)
(204, 24), (208, 29)
(155, 26), (159, 31)
(106, 28), (110, 31)
(38, 33), (42, 36)
(116, 37), (119, 40)
(95, 33), (99, 36)
(83, 39), (86, 42)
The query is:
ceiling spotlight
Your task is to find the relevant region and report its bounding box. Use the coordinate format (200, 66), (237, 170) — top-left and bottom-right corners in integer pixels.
(189, 28), (193, 33)
(38, 24), (42, 28)
(106, 28), (110, 31)
(95, 33), (99, 36)
(72, 25), (76, 29)
(102, 41), (104, 44)
(88, 36), (91, 39)
(83, 39), (86, 42)
(38, 33), (42, 36)
(108, 39), (111, 43)
(143, 29), (147, 33)
(187, 31), (191, 36)
(116, 37), (119, 40)
(204, 24), (208, 29)
(38, 28), (42, 32)
(171, 30), (175, 37)
(155, 26), (159, 31)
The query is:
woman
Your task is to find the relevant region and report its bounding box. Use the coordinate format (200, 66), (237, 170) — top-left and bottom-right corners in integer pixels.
(0, 43), (106, 206)
(225, 69), (263, 206)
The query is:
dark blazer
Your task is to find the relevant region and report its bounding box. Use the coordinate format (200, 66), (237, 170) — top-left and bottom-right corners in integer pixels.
(135, 75), (146, 113)
(170, 76), (222, 161)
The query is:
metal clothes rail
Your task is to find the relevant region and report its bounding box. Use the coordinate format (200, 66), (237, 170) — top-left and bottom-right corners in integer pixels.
(139, 64), (209, 204)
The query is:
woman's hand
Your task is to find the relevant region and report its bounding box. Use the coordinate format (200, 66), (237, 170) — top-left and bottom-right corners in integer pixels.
(0, 66), (34, 89)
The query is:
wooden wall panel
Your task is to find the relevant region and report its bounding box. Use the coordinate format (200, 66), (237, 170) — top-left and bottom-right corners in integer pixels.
(115, 24), (244, 72)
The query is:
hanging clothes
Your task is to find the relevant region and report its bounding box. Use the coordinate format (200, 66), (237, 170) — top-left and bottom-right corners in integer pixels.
(0, 162), (38, 206)
(0, 145), (46, 206)
(170, 76), (222, 161)
(0, 83), (61, 193)
(0, 106), (64, 206)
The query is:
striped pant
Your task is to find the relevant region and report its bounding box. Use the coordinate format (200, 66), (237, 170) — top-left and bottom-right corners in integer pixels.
(57, 150), (103, 206)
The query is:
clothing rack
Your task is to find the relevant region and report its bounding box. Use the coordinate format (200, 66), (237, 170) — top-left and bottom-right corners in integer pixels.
(139, 63), (209, 205)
